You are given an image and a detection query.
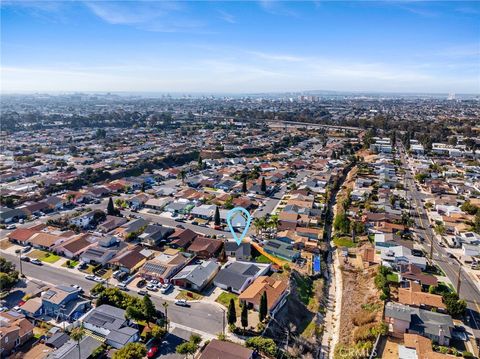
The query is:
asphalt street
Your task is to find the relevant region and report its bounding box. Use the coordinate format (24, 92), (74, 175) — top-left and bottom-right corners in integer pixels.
(399, 147), (480, 329)
(1, 252), (224, 335)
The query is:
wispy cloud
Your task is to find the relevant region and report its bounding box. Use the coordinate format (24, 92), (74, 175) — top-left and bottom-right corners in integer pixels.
(217, 10), (236, 24)
(258, 0), (299, 17)
(83, 1), (206, 32)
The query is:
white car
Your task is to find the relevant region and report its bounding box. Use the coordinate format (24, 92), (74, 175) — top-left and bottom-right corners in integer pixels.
(85, 275), (96, 281)
(160, 284), (172, 294)
(146, 284), (158, 292)
(93, 276), (106, 283)
(71, 284), (83, 292)
(6, 224), (16, 230)
(174, 299), (190, 307)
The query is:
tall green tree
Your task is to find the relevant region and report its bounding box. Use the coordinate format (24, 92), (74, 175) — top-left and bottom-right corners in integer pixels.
(214, 206), (221, 226)
(242, 177), (247, 193)
(260, 177), (267, 193)
(70, 326), (85, 359)
(259, 291), (268, 322)
(241, 302), (248, 332)
(107, 197), (115, 215)
(227, 298), (237, 325)
(143, 295), (156, 325)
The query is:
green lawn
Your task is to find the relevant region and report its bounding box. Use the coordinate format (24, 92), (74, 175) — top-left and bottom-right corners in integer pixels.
(215, 291), (241, 312)
(255, 254), (272, 264)
(29, 250), (60, 263)
(386, 273), (399, 283)
(40, 253), (61, 263)
(333, 237), (356, 248)
(62, 260), (79, 268)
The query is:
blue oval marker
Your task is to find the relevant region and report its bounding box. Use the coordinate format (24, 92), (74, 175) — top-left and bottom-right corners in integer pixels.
(226, 207), (252, 245)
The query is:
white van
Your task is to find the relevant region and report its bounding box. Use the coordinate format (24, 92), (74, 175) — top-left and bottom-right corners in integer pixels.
(117, 283), (128, 291)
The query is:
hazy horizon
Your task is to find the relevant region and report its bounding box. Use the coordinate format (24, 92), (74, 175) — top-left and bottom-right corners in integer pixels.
(1, 1), (479, 94)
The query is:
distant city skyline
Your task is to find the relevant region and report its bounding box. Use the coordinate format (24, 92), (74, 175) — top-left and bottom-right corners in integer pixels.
(1, 1), (479, 94)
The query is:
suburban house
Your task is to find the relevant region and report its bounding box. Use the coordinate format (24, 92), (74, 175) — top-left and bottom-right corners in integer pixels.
(80, 305), (139, 349)
(138, 224), (174, 247)
(79, 236), (128, 266)
(45, 336), (102, 359)
(398, 281), (446, 311)
(168, 228), (198, 249)
(138, 251), (191, 284)
(171, 260), (220, 291)
(198, 339), (254, 359)
(239, 276), (289, 315)
(53, 234), (96, 259)
(36, 285), (90, 322)
(97, 215), (128, 233)
(0, 206), (27, 224)
(399, 264), (438, 287)
(186, 236), (223, 259)
(214, 261), (270, 294)
(108, 246), (148, 273)
(263, 239), (300, 262)
(384, 302), (453, 346)
(224, 241), (251, 261)
(0, 311), (34, 358)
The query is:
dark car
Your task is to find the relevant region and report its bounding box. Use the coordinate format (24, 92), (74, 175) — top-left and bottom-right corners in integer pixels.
(20, 256), (30, 262)
(147, 345), (159, 358)
(137, 279), (147, 288)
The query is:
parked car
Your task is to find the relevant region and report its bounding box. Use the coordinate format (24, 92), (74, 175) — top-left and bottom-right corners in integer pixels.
(30, 259), (42, 266)
(137, 279), (147, 288)
(20, 256), (30, 262)
(147, 345), (159, 359)
(174, 299), (190, 307)
(146, 284), (158, 292)
(160, 284), (172, 294)
(85, 275), (96, 281)
(117, 283), (128, 291)
(138, 290), (148, 296)
(6, 224), (16, 230)
(71, 284), (83, 292)
(21, 246), (32, 253)
(93, 276), (106, 284)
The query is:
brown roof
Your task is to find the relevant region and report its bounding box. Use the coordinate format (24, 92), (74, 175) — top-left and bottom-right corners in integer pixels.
(110, 247), (146, 269)
(169, 228), (197, 248)
(404, 334), (453, 359)
(59, 234), (92, 254)
(398, 282), (445, 309)
(29, 232), (60, 248)
(8, 228), (38, 243)
(239, 276), (288, 311)
(400, 264), (438, 287)
(187, 236), (222, 256)
(199, 339), (253, 359)
(279, 212), (298, 222)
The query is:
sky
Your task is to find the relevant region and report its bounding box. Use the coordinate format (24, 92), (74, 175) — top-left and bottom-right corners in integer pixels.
(1, 1), (479, 94)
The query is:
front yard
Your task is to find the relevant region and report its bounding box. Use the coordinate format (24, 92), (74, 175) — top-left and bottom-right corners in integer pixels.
(176, 290), (203, 301)
(28, 250), (61, 263)
(216, 291), (241, 312)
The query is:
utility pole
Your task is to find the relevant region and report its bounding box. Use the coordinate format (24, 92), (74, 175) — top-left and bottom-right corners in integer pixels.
(456, 266), (462, 294)
(15, 249), (23, 277)
(221, 308), (226, 336)
(430, 235), (434, 260)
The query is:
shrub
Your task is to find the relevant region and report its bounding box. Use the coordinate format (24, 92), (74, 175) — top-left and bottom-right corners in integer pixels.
(462, 352), (474, 358)
(245, 336), (277, 357)
(352, 310), (376, 326)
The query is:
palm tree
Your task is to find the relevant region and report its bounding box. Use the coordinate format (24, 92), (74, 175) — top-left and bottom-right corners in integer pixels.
(70, 326), (85, 359)
(268, 214), (279, 233)
(178, 170), (186, 185)
(253, 217), (266, 235)
(162, 302), (169, 331)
